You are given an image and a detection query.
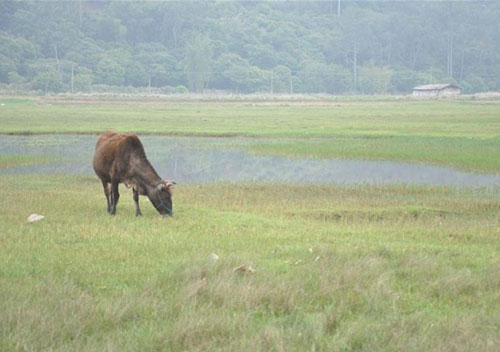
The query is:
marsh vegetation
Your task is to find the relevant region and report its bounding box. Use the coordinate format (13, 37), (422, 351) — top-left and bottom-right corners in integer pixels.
(1, 97), (500, 172)
(2, 135), (500, 187)
(0, 97), (499, 351)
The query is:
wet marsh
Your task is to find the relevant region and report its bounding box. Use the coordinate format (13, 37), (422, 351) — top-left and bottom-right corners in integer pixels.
(1, 97), (500, 172)
(1, 135), (500, 187)
(0, 97), (499, 351)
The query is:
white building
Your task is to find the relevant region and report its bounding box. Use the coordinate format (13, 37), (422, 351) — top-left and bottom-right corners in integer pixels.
(412, 84), (461, 97)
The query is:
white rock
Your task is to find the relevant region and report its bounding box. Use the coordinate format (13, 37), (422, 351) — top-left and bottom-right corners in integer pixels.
(210, 253), (219, 261)
(27, 214), (44, 223)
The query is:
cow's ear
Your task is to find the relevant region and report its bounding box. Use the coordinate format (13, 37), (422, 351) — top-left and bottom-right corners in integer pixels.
(168, 181), (175, 195)
(157, 183), (166, 191)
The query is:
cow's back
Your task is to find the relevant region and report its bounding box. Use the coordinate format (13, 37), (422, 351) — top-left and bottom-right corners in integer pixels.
(93, 131), (144, 182)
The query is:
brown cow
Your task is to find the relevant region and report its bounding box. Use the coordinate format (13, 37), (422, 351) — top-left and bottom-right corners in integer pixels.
(92, 131), (175, 216)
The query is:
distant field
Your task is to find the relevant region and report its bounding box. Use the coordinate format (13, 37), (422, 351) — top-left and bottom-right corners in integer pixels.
(1, 96), (499, 172)
(1, 97), (499, 138)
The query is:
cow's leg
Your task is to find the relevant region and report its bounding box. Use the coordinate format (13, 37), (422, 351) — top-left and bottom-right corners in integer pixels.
(133, 187), (142, 216)
(101, 180), (112, 214)
(110, 181), (120, 215)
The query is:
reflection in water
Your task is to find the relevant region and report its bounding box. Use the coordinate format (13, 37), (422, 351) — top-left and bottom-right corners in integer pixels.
(1, 135), (499, 187)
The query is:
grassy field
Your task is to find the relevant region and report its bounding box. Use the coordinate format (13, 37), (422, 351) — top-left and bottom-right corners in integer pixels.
(1, 96), (500, 171)
(0, 173), (499, 351)
(0, 96), (499, 351)
(0, 155), (57, 169)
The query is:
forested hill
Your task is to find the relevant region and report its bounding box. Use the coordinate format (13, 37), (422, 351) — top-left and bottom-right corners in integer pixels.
(1, 0), (499, 94)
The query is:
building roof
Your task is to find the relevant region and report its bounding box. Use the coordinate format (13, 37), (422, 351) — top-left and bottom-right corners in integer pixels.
(413, 84), (460, 91)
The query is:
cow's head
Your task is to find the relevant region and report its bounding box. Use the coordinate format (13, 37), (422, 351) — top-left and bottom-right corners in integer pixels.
(150, 179), (175, 216)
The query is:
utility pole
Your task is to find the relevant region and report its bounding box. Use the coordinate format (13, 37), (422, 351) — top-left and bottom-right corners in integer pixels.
(78, 0), (82, 28)
(353, 42), (357, 93)
(71, 63), (75, 93)
(270, 72), (274, 95)
(53, 44), (62, 82)
(459, 50), (465, 82)
(449, 36), (453, 78)
(338, 0), (341, 17)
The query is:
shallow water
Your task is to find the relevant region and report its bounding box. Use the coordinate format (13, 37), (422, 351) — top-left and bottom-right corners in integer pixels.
(1, 135), (499, 187)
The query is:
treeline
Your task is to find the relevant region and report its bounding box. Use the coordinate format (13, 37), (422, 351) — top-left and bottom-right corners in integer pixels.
(1, 0), (499, 94)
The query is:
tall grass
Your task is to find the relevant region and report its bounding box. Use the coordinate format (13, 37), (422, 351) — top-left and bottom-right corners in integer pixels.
(1, 174), (499, 351)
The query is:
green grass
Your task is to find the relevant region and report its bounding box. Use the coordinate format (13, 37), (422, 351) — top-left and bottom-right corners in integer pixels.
(1, 97), (499, 350)
(250, 135), (500, 172)
(0, 155), (57, 169)
(0, 98), (33, 105)
(1, 98), (499, 137)
(1, 97), (499, 172)
(1, 174), (499, 351)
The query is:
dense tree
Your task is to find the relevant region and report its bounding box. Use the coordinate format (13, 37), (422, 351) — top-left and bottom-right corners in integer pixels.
(1, 0), (499, 94)
(133, 43), (183, 87)
(298, 61), (351, 94)
(96, 58), (125, 86)
(272, 65), (293, 94)
(74, 74), (92, 92)
(212, 53), (268, 92)
(185, 34), (213, 92)
(7, 71), (27, 92)
(358, 63), (393, 94)
(31, 69), (63, 93)
(0, 32), (37, 82)
(0, 54), (16, 83)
